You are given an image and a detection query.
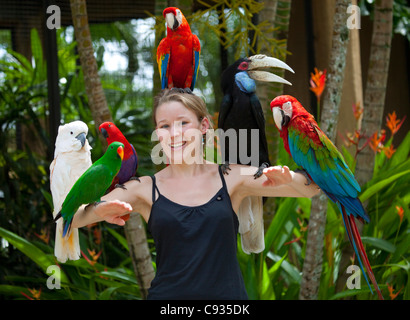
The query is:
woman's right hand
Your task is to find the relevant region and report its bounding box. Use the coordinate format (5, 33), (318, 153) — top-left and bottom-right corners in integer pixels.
(92, 200), (133, 226)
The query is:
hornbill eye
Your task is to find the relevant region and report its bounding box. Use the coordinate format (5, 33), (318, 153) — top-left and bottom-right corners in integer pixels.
(238, 61), (248, 71)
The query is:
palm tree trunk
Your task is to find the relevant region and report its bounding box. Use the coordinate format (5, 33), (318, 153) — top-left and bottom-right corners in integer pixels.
(299, 0), (350, 300)
(355, 0), (393, 186)
(124, 213), (155, 298)
(153, 0), (168, 97)
(70, 0), (112, 136)
(70, 0), (154, 299)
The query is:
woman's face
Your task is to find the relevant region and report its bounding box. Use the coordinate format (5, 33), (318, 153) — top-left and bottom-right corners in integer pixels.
(155, 101), (209, 164)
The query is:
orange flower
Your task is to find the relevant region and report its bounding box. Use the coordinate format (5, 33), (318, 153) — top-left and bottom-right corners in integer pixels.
(352, 102), (363, 121)
(211, 111), (219, 128)
(386, 112), (406, 136)
(387, 283), (403, 300)
(93, 227), (102, 245)
(383, 144), (396, 159)
(396, 206), (404, 224)
(310, 68), (326, 101)
(21, 288), (42, 300)
(344, 130), (362, 147)
(35, 229), (50, 244)
(82, 249), (102, 266)
(368, 130), (386, 153)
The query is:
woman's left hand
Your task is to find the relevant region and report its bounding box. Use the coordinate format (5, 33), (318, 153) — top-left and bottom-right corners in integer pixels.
(262, 165), (292, 187)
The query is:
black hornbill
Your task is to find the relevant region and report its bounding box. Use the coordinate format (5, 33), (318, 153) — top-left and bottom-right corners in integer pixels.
(217, 54), (294, 254)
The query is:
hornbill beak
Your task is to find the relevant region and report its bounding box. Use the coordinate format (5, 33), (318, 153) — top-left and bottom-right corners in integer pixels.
(247, 54), (294, 86)
(75, 132), (87, 148)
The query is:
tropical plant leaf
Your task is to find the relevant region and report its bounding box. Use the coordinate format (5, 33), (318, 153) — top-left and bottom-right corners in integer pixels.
(0, 227), (68, 284)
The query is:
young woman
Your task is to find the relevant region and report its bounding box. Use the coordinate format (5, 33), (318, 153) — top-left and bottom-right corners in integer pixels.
(72, 88), (320, 300)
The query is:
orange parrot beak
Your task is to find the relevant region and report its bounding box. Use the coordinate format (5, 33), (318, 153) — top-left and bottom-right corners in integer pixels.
(117, 145), (124, 160)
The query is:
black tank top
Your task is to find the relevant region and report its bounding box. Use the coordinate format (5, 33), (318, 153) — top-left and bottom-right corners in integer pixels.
(147, 165), (248, 300)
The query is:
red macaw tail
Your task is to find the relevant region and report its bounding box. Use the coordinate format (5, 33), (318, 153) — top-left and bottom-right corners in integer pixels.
(340, 204), (384, 300)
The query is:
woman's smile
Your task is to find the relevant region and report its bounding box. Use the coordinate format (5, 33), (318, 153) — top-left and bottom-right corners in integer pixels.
(169, 140), (187, 150)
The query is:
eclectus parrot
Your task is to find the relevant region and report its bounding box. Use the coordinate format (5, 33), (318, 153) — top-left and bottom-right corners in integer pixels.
(218, 54), (294, 254)
(99, 121), (140, 190)
(50, 121), (92, 263)
(54, 141), (125, 238)
(157, 7), (201, 91)
(99, 122), (140, 222)
(270, 95), (383, 300)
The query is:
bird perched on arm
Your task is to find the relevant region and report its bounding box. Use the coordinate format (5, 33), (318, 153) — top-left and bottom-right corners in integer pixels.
(50, 121), (92, 263)
(270, 95), (383, 300)
(157, 7), (201, 91)
(54, 141), (125, 239)
(99, 121), (140, 191)
(218, 54), (294, 254)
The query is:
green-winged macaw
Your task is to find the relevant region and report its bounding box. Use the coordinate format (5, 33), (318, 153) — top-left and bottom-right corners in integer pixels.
(270, 95), (383, 300)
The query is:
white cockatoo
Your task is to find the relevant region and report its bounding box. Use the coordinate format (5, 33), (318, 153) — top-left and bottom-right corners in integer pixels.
(50, 120), (92, 263)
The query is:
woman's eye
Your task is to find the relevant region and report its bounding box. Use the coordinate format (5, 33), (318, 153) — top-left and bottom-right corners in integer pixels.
(160, 124), (169, 129)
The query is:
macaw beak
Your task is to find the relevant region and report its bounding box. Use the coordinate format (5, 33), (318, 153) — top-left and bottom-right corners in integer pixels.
(75, 132), (87, 148)
(247, 54), (294, 86)
(100, 127), (108, 139)
(117, 146), (124, 161)
(165, 12), (179, 30)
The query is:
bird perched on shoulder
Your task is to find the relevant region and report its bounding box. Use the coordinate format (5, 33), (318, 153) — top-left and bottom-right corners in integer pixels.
(270, 95), (383, 300)
(50, 120), (92, 263)
(157, 7), (201, 91)
(218, 54), (294, 254)
(54, 141), (124, 239)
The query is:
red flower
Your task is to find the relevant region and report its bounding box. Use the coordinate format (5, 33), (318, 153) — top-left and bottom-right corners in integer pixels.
(352, 102), (363, 121)
(396, 206), (404, 224)
(386, 112), (406, 136)
(383, 144), (396, 159)
(310, 68), (326, 101)
(368, 130), (386, 153)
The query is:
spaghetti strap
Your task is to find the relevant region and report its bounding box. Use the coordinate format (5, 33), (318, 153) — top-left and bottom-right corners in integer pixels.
(151, 176), (161, 203)
(217, 165), (228, 191)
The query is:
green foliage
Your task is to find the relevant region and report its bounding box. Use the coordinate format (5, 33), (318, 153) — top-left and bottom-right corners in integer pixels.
(0, 26), (154, 299)
(1, 5), (409, 300)
(0, 225), (142, 300)
(237, 129), (410, 300)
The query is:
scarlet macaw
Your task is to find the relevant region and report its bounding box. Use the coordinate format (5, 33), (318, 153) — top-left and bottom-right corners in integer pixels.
(218, 55), (294, 254)
(157, 7), (200, 90)
(270, 95), (383, 300)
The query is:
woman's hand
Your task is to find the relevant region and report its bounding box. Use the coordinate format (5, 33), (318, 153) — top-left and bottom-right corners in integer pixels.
(262, 165), (292, 187)
(91, 200), (133, 226)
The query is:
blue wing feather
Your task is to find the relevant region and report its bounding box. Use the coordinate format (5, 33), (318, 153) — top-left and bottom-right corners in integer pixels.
(288, 128), (369, 222)
(191, 50), (200, 90)
(160, 53), (170, 89)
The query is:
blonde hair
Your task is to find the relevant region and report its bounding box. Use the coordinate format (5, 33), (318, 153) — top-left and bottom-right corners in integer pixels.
(153, 89), (213, 129)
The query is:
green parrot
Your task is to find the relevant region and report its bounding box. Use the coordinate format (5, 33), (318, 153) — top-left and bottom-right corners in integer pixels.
(54, 141), (125, 237)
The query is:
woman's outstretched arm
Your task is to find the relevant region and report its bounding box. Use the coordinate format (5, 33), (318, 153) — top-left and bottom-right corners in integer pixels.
(233, 164), (320, 199)
(71, 176), (152, 228)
